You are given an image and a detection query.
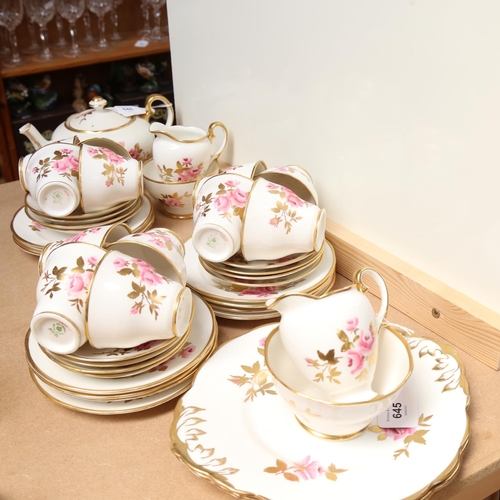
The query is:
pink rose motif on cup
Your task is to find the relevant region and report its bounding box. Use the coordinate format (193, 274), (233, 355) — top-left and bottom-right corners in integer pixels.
(113, 257), (168, 319)
(86, 146), (127, 187)
(131, 230), (178, 251)
(118, 141), (145, 161)
(369, 414), (433, 460)
(195, 179), (249, 220)
(158, 190), (191, 209)
(264, 456), (347, 482)
(305, 318), (378, 384)
(63, 226), (104, 244)
(39, 255), (100, 312)
(31, 149), (80, 182)
(266, 182), (305, 234)
(157, 157), (204, 182)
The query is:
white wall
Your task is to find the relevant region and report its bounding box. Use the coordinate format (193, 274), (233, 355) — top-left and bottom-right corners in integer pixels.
(166, 0), (500, 313)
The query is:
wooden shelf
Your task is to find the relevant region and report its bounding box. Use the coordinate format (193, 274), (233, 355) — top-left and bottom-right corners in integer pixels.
(0, 34), (170, 79)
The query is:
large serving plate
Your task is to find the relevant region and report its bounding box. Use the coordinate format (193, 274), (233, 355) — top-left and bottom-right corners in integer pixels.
(171, 324), (470, 500)
(11, 195), (154, 255)
(26, 294), (217, 397)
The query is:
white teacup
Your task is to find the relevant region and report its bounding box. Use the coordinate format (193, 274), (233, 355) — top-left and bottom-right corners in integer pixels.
(31, 242), (107, 354)
(223, 160), (268, 179)
(144, 157), (219, 218)
(107, 228), (187, 285)
(241, 177), (326, 261)
(255, 164), (318, 205)
(24, 143), (81, 217)
(79, 139), (143, 213)
(38, 222), (132, 275)
(85, 249), (194, 348)
(265, 325), (413, 439)
(192, 172), (253, 262)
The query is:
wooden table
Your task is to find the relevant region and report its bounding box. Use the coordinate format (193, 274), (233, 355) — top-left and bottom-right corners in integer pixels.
(1, 180), (499, 500)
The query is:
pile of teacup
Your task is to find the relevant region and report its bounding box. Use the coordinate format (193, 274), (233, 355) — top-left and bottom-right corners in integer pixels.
(265, 268), (413, 440)
(26, 227), (218, 413)
(14, 137), (150, 255)
(183, 163), (336, 320)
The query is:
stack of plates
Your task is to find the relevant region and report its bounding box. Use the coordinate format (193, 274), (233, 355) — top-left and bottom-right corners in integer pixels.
(185, 238), (336, 320)
(25, 293), (217, 414)
(11, 194), (155, 256)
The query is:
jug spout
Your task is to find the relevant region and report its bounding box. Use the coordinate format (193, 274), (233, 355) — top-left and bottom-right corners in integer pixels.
(266, 293), (314, 316)
(149, 122), (170, 136)
(19, 123), (49, 150)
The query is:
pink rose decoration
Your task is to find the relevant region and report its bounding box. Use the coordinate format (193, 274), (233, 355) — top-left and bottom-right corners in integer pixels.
(345, 317), (359, 331)
(59, 148), (73, 154)
(269, 218), (280, 227)
(213, 194), (232, 212)
(229, 188), (248, 207)
(291, 456), (324, 480)
(381, 427), (416, 440)
(275, 166), (289, 172)
(266, 182), (279, 189)
(101, 147), (125, 164)
(181, 345), (196, 358)
(181, 157), (193, 165)
(87, 147), (98, 156)
(259, 337), (267, 348)
(225, 179), (240, 187)
(66, 232), (86, 243)
(52, 159), (70, 173)
(129, 148), (140, 160)
(165, 197), (184, 207)
(67, 154), (79, 172)
(240, 286), (277, 298)
(65, 271), (92, 297)
(347, 349), (364, 374)
(87, 255), (99, 266)
(283, 187), (304, 208)
(358, 327), (376, 355)
(140, 268), (164, 287)
(130, 305), (139, 315)
(134, 340), (157, 351)
(113, 257), (127, 270)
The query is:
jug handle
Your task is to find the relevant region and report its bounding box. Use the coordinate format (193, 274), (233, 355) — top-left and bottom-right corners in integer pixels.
(143, 94), (175, 126)
(353, 268), (389, 330)
(207, 122), (228, 161)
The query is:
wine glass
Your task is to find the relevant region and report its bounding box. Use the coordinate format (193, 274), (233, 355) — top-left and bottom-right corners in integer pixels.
(56, 0), (85, 58)
(53, 13), (68, 48)
(0, 0), (23, 66)
(22, 21), (40, 54)
(0, 26), (11, 58)
(147, 0), (165, 41)
(86, 0), (113, 51)
(24, 0), (56, 61)
(138, 0), (150, 39)
(79, 9), (94, 45)
(109, 0), (123, 41)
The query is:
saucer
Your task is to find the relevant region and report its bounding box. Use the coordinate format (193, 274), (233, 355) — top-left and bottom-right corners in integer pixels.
(11, 195), (154, 256)
(186, 238), (336, 304)
(26, 293), (217, 397)
(171, 324), (470, 500)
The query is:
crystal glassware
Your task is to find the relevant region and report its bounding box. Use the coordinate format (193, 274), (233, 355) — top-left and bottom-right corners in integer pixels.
(79, 9), (94, 45)
(147, 0), (165, 42)
(86, 0), (113, 51)
(22, 21), (41, 54)
(56, 0), (85, 58)
(0, 26), (12, 58)
(53, 13), (68, 48)
(109, 0), (123, 41)
(0, 0), (23, 66)
(138, 0), (151, 39)
(24, 0), (56, 61)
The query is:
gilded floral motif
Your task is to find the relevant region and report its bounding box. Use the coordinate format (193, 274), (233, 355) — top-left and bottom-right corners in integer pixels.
(194, 179), (248, 220)
(264, 457), (347, 482)
(113, 257), (168, 319)
(159, 191), (191, 209)
(148, 342), (196, 373)
(119, 141), (145, 161)
(87, 146), (127, 187)
(29, 221), (46, 232)
(212, 280), (301, 298)
(368, 414), (433, 459)
(305, 318), (377, 384)
(157, 157), (203, 182)
(32, 148), (79, 182)
(40, 255), (99, 312)
(228, 337), (277, 402)
(265, 182), (304, 234)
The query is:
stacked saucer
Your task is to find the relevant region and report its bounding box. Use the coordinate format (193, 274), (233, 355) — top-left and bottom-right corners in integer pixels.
(26, 293), (218, 414)
(11, 194), (154, 256)
(185, 238), (336, 320)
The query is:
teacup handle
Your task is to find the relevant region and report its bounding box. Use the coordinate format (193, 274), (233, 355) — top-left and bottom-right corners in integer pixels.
(143, 94), (175, 126)
(353, 268), (389, 330)
(207, 122), (228, 161)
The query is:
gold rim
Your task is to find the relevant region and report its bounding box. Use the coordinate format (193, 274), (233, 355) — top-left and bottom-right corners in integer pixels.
(30, 311), (84, 353)
(65, 112), (136, 134)
(18, 156), (28, 192)
(265, 325), (414, 407)
(295, 418), (370, 441)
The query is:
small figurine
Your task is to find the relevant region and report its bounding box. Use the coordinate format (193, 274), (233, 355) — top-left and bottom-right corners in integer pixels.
(72, 76), (87, 113)
(30, 74), (58, 111)
(6, 79), (32, 117)
(136, 61), (159, 93)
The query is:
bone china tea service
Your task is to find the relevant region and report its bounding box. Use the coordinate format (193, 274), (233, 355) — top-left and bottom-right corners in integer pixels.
(20, 94), (174, 161)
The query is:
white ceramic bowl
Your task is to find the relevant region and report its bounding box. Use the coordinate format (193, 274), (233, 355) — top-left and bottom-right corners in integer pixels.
(265, 325), (413, 440)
